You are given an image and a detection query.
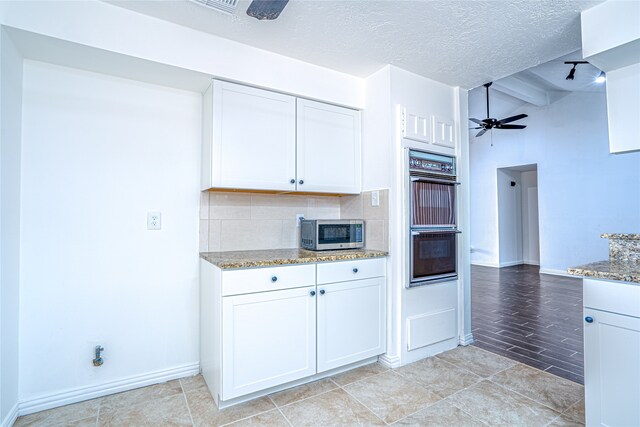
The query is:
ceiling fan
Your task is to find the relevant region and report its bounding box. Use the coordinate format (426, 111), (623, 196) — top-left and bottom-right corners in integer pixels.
(470, 82), (528, 137)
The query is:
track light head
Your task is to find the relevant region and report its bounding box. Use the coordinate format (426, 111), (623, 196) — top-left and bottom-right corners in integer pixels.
(564, 61), (588, 81)
(595, 71), (606, 83)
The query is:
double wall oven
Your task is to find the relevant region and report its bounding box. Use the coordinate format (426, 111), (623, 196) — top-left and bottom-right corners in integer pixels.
(408, 150), (460, 287)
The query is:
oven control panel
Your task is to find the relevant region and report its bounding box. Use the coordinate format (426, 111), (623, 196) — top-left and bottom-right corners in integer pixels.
(409, 150), (456, 176)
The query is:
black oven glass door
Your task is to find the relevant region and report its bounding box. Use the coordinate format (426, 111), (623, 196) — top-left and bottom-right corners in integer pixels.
(411, 231), (457, 285)
(411, 179), (456, 228)
(318, 224), (362, 245)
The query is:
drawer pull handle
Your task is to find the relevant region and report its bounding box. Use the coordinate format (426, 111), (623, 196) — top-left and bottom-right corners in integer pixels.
(319, 289), (325, 295)
(585, 316), (594, 323)
(353, 268), (359, 273)
(309, 290), (316, 297)
(271, 276), (278, 282)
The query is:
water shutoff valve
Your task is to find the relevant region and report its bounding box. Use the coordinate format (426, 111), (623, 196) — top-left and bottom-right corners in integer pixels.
(93, 345), (105, 367)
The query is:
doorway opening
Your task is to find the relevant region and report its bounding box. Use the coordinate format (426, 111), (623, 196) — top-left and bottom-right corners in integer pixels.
(497, 164), (540, 267)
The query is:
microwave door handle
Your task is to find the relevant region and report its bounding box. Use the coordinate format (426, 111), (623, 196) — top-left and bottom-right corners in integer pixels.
(411, 176), (461, 185)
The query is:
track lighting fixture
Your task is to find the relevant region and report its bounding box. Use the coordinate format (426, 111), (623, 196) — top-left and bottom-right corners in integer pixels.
(564, 61), (588, 80)
(595, 71), (606, 83)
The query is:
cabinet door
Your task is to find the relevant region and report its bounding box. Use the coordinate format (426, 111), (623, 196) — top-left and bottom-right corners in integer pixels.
(222, 286), (316, 400)
(584, 308), (640, 427)
(402, 108), (431, 143)
(296, 99), (361, 194)
(211, 80), (297, 191)
(432, 116), (455, 149)
(317, 277), (386, 373)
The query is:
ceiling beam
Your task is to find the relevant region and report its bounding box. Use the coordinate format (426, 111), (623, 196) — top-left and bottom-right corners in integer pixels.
(491, 76), (550, 107)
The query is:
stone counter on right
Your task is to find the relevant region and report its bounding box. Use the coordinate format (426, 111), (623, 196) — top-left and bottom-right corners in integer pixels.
(568, 259), (640, 284)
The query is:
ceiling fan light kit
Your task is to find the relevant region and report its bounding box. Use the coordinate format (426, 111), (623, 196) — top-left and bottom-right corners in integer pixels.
(469, 82), (528, 138)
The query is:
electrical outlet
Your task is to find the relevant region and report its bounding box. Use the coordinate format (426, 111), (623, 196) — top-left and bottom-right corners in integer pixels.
(147, 212), (161, 230)
(371, 191), (380, 207)
(296, 214), (305, 226)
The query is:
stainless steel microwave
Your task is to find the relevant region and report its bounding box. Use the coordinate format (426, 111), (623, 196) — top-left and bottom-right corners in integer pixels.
(300, 220), (364, 251)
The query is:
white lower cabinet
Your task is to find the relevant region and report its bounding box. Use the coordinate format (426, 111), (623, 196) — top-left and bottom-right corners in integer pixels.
(200, 257), (386, 407)
(317, 277), (386, 373)
(222, 286), (317, 399)
(583, 278), (640, 426)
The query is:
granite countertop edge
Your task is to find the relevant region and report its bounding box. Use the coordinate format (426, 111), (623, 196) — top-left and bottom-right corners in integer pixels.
(568, 260), (640, 284)
(200, 249), (389, 270)
(600, 233), (640, 240)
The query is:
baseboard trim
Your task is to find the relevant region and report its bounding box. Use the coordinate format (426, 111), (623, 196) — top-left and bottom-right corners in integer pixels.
(523, 260), (540, 266)
(539, 268), (575, 278)
(378, 354), (402, 369)
(18, 362), (200, 417)
(459, 333), (474, 346)
(471, 261), (500, 268)
(498, 260), (524, 267)
(1, 402), (19, 427)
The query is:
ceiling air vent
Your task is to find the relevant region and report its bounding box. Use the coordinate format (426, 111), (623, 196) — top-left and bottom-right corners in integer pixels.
(190, 0), (239, 14)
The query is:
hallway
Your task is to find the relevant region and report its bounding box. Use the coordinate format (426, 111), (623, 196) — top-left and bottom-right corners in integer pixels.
(471, 264), (584, 384)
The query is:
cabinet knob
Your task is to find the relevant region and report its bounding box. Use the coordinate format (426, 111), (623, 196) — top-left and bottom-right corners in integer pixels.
(271, 276), (278, 282)
(299, 180), (304, 185)
(319, 289), (325, 295)
(309, 290), (316, 297)
(585, 316), (594, 323)
(353, 268), (359, 273)
(290, 179), (295, 184)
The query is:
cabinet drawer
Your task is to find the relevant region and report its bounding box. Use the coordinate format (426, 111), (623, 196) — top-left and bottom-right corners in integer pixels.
(317, 258), (386, 285)
(584, 278), (640, 318)
(222, 264), (316, 296)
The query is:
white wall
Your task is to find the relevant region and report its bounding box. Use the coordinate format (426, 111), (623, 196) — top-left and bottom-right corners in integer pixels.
(18, 61), (201, 409)
(470, 91), (640, 273)
(0, 0), (364, 109)
(521, 170), (540, 265)
(0, 27), (23, 427)
(497, 169), (523, 266)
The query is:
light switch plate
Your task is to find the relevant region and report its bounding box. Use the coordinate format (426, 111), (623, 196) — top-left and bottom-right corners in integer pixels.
(147, 212), (161, 230)
(371, 191), (380, 207)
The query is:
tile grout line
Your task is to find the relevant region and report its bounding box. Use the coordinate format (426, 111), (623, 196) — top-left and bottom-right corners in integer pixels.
(178, 379), (196, 427)
(485, 377), (568, 416)
(267, 395), (294, 427)
(337, 381), (391, 426)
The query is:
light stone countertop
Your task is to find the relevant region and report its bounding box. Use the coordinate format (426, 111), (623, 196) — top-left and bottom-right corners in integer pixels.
(601, 233), (640, 240)
(568, 260), (640, 284)
(200, 248), (388, 269)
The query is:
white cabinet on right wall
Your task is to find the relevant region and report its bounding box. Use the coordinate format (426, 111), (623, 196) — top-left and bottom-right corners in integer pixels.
(296, 99), (361, 194)
(583, 278), (640, 426)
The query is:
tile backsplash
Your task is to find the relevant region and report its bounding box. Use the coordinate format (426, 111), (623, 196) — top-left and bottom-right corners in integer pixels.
(200, 192), (341, 252)
(200, 189), (390, 253)
(340, 190), (389, 252)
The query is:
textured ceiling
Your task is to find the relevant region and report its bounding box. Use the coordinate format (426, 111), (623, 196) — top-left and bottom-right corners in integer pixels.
(106, 0), (603, 89)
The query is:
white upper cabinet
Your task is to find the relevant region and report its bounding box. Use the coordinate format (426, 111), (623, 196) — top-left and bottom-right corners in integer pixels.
(433, 116), (455, 149)
(202, 80), (297, 191)
(402, 108), (431, 144)
(297, 99), (361, 194)
(202, 80), (362, 193)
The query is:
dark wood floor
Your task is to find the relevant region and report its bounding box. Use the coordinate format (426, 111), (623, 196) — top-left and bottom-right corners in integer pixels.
(471, 264), (584, 384)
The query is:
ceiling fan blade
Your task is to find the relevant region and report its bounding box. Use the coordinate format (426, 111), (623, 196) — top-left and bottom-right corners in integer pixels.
(476, 129), (488, 137)
(469, 118), (483, 125)
(496, 124), (526, 129)
(498, 114), (528, 125)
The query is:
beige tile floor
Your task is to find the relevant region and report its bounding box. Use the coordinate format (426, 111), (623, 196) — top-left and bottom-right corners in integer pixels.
(15, 346), (585, 427)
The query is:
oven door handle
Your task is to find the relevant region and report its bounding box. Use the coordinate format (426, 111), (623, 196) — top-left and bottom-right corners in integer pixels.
(411, 229), (462, 235)
(411, 176), (461, 185)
